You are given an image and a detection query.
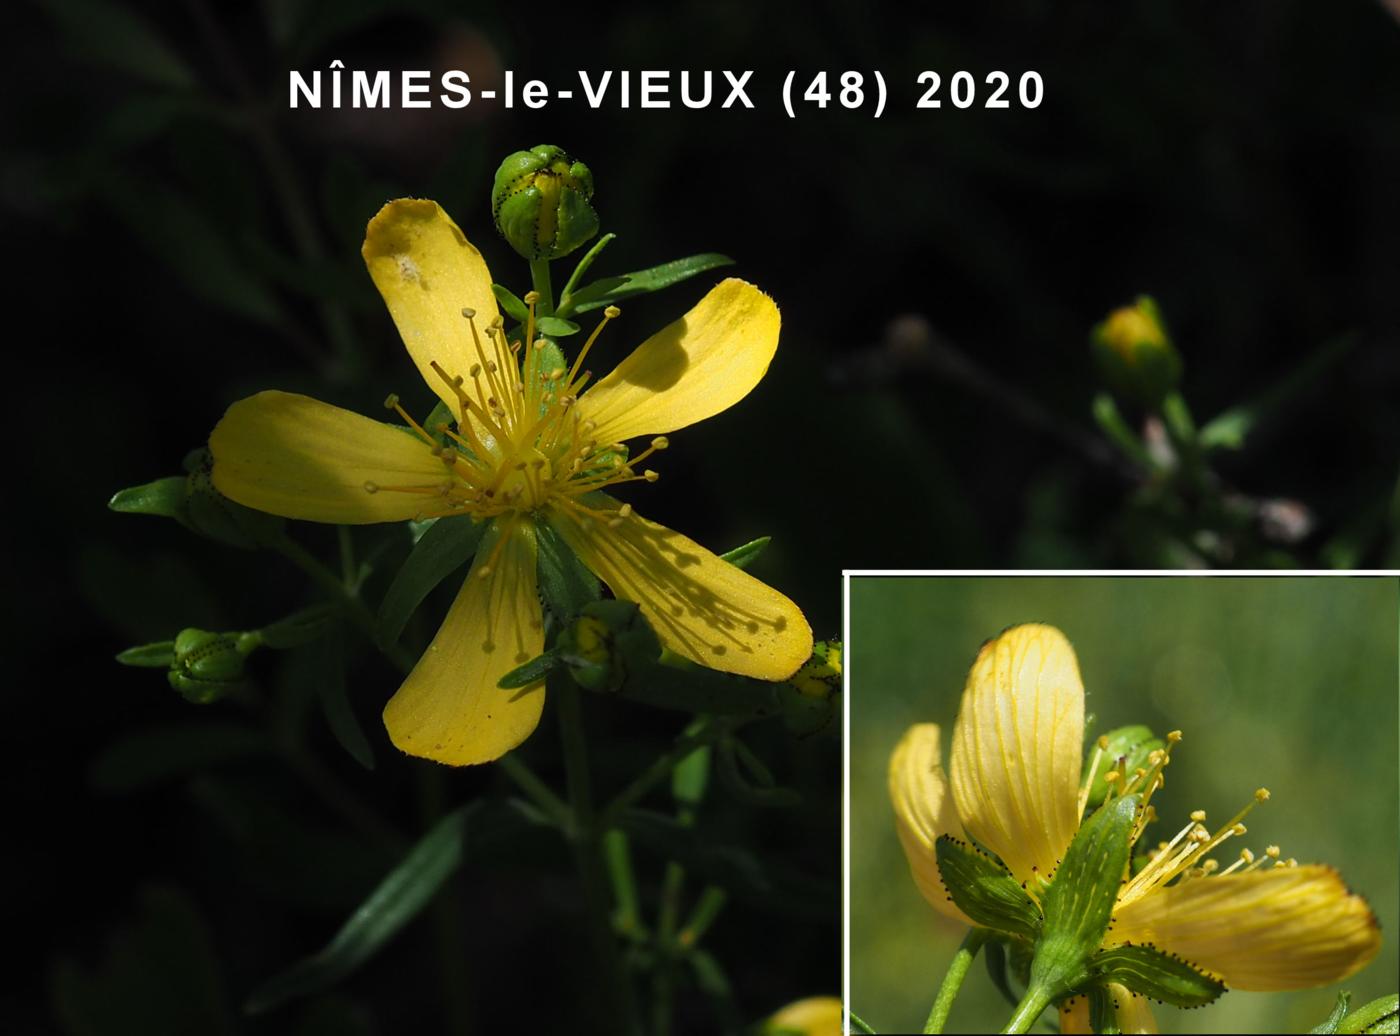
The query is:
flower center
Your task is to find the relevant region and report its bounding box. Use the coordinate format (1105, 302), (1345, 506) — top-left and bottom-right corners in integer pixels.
(366, 296), (669, 524)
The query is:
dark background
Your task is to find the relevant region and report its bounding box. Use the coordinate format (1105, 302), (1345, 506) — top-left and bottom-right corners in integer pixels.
(6, 1), (1399, 1034)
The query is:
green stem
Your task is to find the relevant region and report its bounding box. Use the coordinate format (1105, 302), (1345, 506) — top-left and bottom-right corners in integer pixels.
(529, 259), (555, 317)
(556, 232), (615, 317)
(924, 928), (989, 1033)
(653, 859), (686, 1036)
(555, 675), (637, 1034)
(600, 717), (729, 826)
(604, 829), (645, 938)
(497, 753), (571, 827)
(1091, 392), (1155, 472)
(1001, 983), (1054, 1035)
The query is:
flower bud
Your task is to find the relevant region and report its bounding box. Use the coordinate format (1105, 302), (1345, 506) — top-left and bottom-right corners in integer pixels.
(491, 145), (598, 260)
(762, 996), (842, 1036)
(167, 628), (253, 703)
(1090, 295), (1181, 409)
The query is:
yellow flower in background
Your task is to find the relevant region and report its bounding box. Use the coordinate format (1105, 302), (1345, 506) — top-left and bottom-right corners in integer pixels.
(211, 199), (812, 766)
(762, 996), (842, 1036)
(889, 624), (1380, 1028)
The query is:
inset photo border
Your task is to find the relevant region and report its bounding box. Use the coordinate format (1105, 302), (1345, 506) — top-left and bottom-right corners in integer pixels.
(843, 572), (1398, 1036)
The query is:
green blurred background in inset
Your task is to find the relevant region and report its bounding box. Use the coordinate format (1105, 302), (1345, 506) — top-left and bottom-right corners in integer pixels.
(849, 576), (1398, 1035)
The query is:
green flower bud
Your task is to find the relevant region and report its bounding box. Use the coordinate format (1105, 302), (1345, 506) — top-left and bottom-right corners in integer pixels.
(786, 641), (842, 700)
(1082, 724), (1164, 810)
(1090, 296), (1181, 409)
(491, 145), (599, 260)
(167, 628), (254, 704)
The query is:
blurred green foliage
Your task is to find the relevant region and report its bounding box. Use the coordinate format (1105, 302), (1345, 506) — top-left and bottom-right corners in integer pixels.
(850, 576), (1398, 1033)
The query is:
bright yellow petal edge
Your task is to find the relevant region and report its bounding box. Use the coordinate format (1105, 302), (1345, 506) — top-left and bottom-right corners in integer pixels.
(383, 519), (545, 765)
(888, 724), (973, 924)
(578, 277), (780, 445)
(949, 623), (1084, 888)
(1108, 863), (1382, 991)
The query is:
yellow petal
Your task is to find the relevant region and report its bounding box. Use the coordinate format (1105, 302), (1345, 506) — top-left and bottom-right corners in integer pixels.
(1106, 864), (1381, 991)
(1108, 984), (1158, 1035)
(577, 278), (779, 444)
(949, 624), (1084, 887)
(888, 724), (973, 924)
(210, 390), (450, 523)
(547, 498), (811, 680)
(362, 198), (499, 415)
(1058, 995), (1091, 1035)
(383, 518), (545, 765)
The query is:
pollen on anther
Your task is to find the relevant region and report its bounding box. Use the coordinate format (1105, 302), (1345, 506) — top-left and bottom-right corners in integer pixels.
(460, 307), (476, 319)
(1167, 730), (1183, 743)
(643, 470), (659, 482)
(1254, 787), (1271, 802)
(1232, 823), (1247, 835)
(383, 393), (400, 409)
(1265, 845), (1280, 859)
(604, 304), (621, 318)
(523, 291), (540, 304)
(652, 436), (670, 450)
(1190, 810), (1206, 822)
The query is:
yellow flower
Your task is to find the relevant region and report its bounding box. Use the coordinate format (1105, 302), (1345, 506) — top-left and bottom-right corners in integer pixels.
(210, 199), (812, 766)
(762, 996), (843, 1036)
(890, 624), (1380, 1026)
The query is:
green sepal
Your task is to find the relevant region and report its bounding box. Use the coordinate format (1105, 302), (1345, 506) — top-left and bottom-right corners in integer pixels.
(116, 641), (177, 667)
(375, 515), (486, 650)
(562, 252), (734, 316)
(181, 448), (284, 549)
(535, 521), (601, 626)
(1337, 994), (1400, 1035)
(718, 535), (770, 570)
(983, 938), (1019, 1009)
(1087, 986), (1120, 1034)
(535, 315), (579, 337)
(1083, 725), (1164, 809)
(934, 836), (1043, 940)
(553, 599), (660, 692)
(1086, 944), (1224, 1008)
(1030, 794), (1139, 998)
(490, 283), (529, 325)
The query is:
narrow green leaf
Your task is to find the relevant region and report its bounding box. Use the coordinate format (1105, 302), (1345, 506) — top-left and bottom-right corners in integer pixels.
(1088, 944), (1224, 1008)
(535, 521), (601, 624)
(259, 607), (336, 650)
(1200, 335), (1354, 451)
(535, 315), (580, 337)
(109, 476), (189, 521)
(244, 805), (475, 1014)
(559, 232), (616, 302)
(848, 1011), (878, 1033)
(317, 628), (374, 770)
(375, 516), (485, 650)
(718, 536), (770, 571)
(497, 650), (565, 689)
(934, 836), (1043, 940)
(490, 283), (529, 325)
(566, 253), (735, 314)
(1032, 795), (1139, 996)
(116, 641), (177, 667)
(90, 722), (269, 794)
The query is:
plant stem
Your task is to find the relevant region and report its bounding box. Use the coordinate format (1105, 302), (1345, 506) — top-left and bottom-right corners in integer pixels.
(924, 928), (989, 1033)
(600, 717), (730, 826)
(1002, 983), (1054, 1035)
(529, 258), (555, 316)
(554, 674), (637, 1034)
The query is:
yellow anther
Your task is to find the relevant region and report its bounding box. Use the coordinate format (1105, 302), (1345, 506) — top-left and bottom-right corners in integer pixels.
(383, 393), (400, 409)
(1265, 845), (1281, 859)
(533, 339), (547, 351)
(523, 291), (540, 304)
(1097, 735), (1110, 750)
(1232, 823), (1247, 835)
(1240, 848), (1254, 863)
(604, 304), (621, 318)
(1166, 730), (1183, 743)
(476, 565), (493, 580)
(1190, 827), (1210, 843)
(1190, 810), (1206, 822)
(470, 363), (482, 377)
(1146, 749), (1164, 765)
(643, 470), (659, 482)
(652, 436), (670, 450)
(617, 503), (633, 518)
(460, 307), (476, 319)
(1104, 770), (1121, 784)
(1254, 787), (1271, 802)
(1201, 859), (1219, 874)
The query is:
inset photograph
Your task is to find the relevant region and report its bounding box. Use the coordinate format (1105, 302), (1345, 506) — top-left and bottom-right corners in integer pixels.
(848, 575), (1397, 1035)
